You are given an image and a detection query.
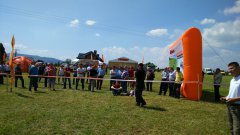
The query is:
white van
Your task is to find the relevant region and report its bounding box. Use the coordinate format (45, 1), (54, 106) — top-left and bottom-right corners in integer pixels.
(204, 68), (213, 75)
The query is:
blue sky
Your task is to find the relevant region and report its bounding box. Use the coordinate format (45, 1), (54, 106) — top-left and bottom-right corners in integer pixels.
(0, 0), (239, 70)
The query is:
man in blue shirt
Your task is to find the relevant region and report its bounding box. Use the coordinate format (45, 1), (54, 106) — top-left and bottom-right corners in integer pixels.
(97, 65), (106, 90)
(29, 63), (39, 91)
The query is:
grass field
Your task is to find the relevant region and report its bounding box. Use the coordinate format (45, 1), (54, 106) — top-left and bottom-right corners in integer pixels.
(0, 73), (232, 135)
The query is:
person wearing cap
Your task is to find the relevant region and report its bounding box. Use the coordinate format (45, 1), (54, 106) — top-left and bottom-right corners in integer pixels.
(15, 63), (26, 88)
(135, 63), (146, 107)
(221, 62), (240, 135)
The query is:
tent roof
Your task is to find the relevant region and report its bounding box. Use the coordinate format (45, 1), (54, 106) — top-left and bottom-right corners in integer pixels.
(109, 57), (138, 63)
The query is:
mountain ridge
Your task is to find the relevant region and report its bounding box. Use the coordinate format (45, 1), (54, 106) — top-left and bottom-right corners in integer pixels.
(7, 53), (63, 63)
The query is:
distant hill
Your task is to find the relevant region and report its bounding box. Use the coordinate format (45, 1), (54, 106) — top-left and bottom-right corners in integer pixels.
(7, 53), (63, 64)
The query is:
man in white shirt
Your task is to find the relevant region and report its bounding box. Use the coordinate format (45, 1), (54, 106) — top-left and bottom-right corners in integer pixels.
(76, 64), (86, 90)
(221, 62), (240, 135)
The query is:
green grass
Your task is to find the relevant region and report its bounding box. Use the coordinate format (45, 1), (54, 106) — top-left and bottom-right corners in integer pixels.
(0, 73), (232, 135)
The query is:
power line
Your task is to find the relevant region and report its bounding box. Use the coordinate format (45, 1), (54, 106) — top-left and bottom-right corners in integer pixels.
(0, 5), (163, 42)
(202, 38), (227, 65)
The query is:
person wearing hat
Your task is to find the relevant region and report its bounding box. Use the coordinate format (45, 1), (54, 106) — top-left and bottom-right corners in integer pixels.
(135, 63), (146, 107)
(15, 63), (26, 88)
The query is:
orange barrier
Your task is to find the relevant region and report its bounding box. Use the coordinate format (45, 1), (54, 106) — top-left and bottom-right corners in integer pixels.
(169, 27), (202, 100)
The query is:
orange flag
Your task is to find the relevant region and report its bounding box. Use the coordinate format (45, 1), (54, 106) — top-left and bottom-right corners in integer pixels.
(9, 35), (15, 92)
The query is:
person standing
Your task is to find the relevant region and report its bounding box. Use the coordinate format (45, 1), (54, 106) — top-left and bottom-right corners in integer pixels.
(58, 65), (65, 84)
(15, 63), (26, 88)
(213, 68), (222, 102)
(29, 63), (39, 91)
(128, 66), (135, 90)
(221, 62), (240, 135)
(135, 63), (146, 107)
(43, 63), (48, 87)
(97, 65), (106, 90)
(121, 66), (129, 93)
(38, 63), (45, 82)
(146, 68), (155, 91)
(0, 62), (5, 84)
(47, 63), (56, 91)
(109, 66), (117, 90)
(72, 65), (78, 85)
(88, 65), (98, 92)
(63, 64), (72, 89)
(173, 67), (183, 99)
(168, 67), (176, 97)
(159, 67), (169, 95)
(76, 64), (86, 90)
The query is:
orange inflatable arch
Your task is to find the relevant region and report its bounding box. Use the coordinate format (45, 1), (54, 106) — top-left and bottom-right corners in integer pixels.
(169, 27), (202, 100)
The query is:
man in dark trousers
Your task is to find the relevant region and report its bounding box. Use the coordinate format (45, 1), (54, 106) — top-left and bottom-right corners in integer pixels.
(15, 63), (26, 88)
(135, 63), (146, 107)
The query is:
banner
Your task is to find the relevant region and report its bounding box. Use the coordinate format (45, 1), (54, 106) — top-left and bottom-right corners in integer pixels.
(169, 39), (183, 72)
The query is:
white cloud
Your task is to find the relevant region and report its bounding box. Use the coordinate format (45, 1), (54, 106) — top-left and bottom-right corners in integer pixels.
(202, 18), (240, 69)
(85, 20), (96, 26)
(169, 29), (184, 39)
(224, 0), (240, 15)
(146, 28), (168, 37)
(102, 45), (170, 68)
(69, 19), (79, 27)
(202, 18), (240, 48)
(200, 18), (216, 25)
(95, 33), (100, 37)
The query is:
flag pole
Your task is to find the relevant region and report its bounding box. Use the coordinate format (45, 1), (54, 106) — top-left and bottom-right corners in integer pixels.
(9, 35), (15, 92)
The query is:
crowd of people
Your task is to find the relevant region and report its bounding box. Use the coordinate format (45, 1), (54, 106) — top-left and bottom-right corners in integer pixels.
(1, 61), (240, 134)
(0, 61), (232, 102)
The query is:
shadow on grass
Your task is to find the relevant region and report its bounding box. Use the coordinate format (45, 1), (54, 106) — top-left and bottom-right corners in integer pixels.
(200, 89), (225, 104)
(35, 91), (47, 94)
(15, 92), (34, 99)
(142, 106), (167, 111)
